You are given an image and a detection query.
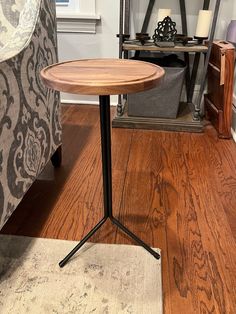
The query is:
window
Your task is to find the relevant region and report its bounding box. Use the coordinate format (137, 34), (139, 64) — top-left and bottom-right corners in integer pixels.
(56, 0), (69, 4)
(56, 0), (100, 33)
(56, 0), (97, 16)
(56, 0), (79, 15)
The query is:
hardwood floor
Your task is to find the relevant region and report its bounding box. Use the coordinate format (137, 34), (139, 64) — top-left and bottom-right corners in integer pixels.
(1, 105), (236, 313)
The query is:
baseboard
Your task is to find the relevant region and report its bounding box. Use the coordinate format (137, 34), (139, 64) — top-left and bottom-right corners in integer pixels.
(231, 128), (236, 143)
(233, 94), (236, 107)
(232, 102), (236, 143)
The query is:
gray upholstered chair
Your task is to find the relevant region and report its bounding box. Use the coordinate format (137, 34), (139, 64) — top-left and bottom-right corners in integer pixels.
(0, 0), (62, 229)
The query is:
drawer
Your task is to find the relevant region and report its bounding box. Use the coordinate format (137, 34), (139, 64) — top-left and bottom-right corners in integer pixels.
(208, 62), (224, 85)
(207, 64), (224, 110)
(210, 45), (223, 69)
(205, 96), (223, 134)
(209, 41), (235, 74)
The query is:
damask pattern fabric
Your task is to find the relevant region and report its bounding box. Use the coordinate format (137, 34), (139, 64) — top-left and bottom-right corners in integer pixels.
(0, 0), (62, 229)
(0, 0), (40, 60)
(0, 0), (27, 48)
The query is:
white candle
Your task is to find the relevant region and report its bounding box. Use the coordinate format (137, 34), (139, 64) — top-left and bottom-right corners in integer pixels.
(195, 10), (212, 38)
(157, 9), (171, 23)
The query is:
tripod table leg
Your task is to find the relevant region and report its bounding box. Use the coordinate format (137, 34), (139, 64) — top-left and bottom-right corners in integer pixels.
(59, 217), (107, 268)
(59, 94), (160, 268)
(111, 217), (160, 260)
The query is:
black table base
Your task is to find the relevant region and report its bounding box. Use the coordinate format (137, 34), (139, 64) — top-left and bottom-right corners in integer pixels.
(59, 95), (160, 268)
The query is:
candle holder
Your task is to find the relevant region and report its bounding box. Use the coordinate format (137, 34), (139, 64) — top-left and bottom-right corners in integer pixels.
(153, 16), (177, 48)
(175, 34), (193, 45)
(194, 36), (208, 44)
(116, 34), (130, 41)
(135, 33), (150, 45)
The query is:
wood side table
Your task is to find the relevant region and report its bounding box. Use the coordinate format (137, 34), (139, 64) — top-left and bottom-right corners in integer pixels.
(41, 59), (165, 267)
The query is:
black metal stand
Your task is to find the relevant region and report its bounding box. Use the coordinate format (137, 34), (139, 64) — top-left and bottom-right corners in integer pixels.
(59, 95), (160, 268)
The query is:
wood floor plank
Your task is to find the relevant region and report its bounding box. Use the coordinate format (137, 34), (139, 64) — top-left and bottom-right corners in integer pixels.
(152, 131), (209, 314)
(182, 132), (236, 313)
(203, 129), (236, 239)
(160, 130), (236, 313)
(1, 106), (236, 314)
(115, 130), (172, 314)
(90, 126), (134, 244)
(159, 131), (220, 313)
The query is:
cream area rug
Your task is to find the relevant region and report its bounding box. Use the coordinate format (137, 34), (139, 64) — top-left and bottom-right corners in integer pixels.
(0, 235), (162, 314)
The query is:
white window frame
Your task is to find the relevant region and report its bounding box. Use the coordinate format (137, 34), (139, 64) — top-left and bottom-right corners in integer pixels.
(56, 0), (100, 33)
(56, 0), (70, 7)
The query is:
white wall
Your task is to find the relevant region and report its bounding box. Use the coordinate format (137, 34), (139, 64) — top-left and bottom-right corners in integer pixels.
(130, 0), (235, 39)
(57, 0), (119, 105)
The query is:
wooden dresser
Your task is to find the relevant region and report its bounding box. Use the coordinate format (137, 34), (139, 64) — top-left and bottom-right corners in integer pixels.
(205, 40), (235, 138)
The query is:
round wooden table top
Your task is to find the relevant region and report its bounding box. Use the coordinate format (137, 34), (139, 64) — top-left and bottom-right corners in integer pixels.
(40, 58), (165, 96)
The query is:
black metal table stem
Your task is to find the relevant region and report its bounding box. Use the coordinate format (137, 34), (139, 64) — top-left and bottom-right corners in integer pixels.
(59, 95), (160, 268)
